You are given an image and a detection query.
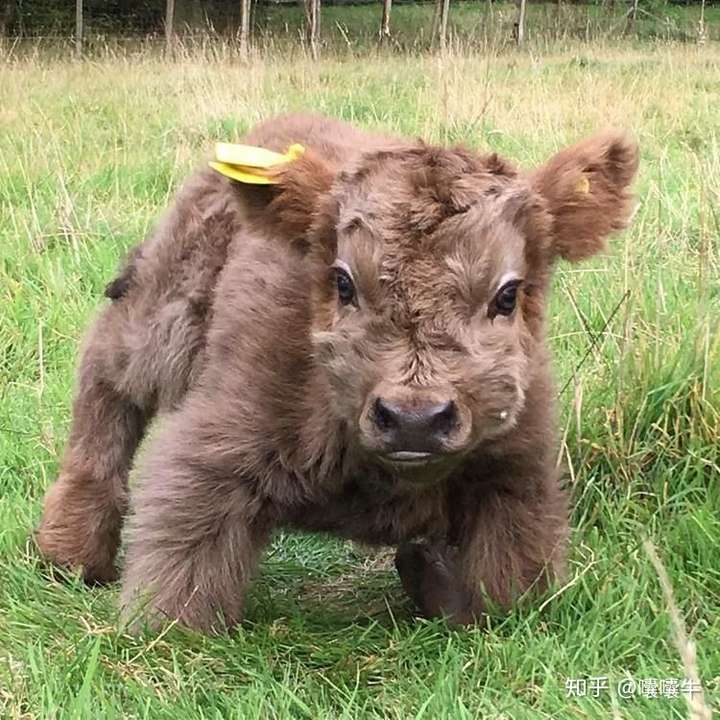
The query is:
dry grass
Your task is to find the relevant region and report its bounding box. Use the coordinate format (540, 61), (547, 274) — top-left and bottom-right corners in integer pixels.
(644, 539), (713, 720)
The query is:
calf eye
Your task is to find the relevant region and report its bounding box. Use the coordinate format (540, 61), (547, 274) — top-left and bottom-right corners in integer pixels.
(490, 280), (522, 318)
(335, 268), (356, 306)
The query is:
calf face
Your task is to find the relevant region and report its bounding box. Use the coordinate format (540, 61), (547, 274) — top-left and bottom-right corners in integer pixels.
(249, 133), (638, 481)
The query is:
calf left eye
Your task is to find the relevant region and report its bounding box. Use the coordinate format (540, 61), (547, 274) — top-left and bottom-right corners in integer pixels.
(335, 268), (356, 306)
(490, 280), (522, 318)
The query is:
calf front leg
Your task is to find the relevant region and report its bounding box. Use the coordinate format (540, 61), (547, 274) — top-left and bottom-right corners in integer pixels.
(395, 542), (472, 623)
(120, 407), (274, 633)
(396, 480), (568, 625)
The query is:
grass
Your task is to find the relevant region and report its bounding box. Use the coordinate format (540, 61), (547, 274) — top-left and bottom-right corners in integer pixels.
(1, 17), (719, 720)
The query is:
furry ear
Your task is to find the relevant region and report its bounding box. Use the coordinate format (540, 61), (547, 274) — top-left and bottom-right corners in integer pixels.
(231, 150), (338, 252)
(531, 132), (639, 262)
(264, 151), (338, 242)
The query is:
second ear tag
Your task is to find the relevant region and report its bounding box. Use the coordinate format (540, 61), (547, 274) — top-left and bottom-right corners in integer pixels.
(574, 175), (591, 195)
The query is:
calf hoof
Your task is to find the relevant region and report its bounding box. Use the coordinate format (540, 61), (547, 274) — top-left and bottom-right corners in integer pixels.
(395, 542), (473, 625)
(36, 479), (122, 584)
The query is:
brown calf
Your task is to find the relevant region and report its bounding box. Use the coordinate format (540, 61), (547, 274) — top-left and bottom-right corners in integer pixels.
(36, 114), (638, 631)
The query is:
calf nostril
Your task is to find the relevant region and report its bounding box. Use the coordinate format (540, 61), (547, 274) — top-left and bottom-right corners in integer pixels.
(429, 400), (457, 436)
(373, 397), (398, 431)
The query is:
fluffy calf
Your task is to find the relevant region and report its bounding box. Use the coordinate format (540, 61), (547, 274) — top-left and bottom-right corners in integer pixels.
(36, 114), (638, 630)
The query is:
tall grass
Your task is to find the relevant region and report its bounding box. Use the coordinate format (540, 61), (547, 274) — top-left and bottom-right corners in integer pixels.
(0, 31), (718, 719)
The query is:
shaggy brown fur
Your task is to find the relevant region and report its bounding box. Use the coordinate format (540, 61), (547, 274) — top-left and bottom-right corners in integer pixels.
(36, 114), (639, 630)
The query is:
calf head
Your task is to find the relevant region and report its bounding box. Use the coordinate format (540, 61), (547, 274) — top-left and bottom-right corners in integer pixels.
(248, 132), (638, 480)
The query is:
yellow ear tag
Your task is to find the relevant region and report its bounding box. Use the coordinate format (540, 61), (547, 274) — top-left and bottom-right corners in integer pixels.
(209, 143), (305, 185)
(574, 175), (591, 195)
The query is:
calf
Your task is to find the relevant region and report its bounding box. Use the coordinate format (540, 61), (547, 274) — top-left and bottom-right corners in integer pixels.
(36, 114), (638, 631)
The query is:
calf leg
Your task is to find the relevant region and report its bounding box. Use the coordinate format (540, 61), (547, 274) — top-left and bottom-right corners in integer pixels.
(36, 318), (147, 583)
(120, 407), (274, 633)
(395, 542), (472, 623)
(396, 482), (568, 625)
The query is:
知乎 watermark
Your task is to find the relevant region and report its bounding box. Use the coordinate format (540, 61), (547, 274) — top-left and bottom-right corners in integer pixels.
(565, 676), (704, 701)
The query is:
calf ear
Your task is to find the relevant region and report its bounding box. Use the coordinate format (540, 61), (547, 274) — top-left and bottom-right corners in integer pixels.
(265, 151), (338, 242)
(530, 132), (639, 262)
(233, 151), (338, 251)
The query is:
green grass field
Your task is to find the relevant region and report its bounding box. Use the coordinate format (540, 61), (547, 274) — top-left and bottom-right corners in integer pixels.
(1, 21), (719, 719)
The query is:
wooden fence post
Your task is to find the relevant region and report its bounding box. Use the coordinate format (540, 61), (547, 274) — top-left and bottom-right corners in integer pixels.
(75, 0), (83, 58)
(514, 0), (526, 45)
(698, 0), (707, 44)
(438, 0), (450, 51)
(165, 0), (175, 52)
(240, 0), (251, 57)
(305, 0), (320, 60)
(380, 0), (392, 44)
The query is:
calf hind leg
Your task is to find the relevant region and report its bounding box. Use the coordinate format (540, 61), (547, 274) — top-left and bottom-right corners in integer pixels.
(37, 317), (148, 584)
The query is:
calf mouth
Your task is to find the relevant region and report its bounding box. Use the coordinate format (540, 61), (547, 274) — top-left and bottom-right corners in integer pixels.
(377, 450), (462, 481)
(381, 451), (442, 467)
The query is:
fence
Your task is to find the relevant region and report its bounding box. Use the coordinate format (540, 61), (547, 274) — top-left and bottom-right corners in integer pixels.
(1, 0), (715, 59)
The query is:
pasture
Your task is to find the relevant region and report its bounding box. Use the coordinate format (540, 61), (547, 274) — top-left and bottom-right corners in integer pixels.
(0, 21), (718, 719)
